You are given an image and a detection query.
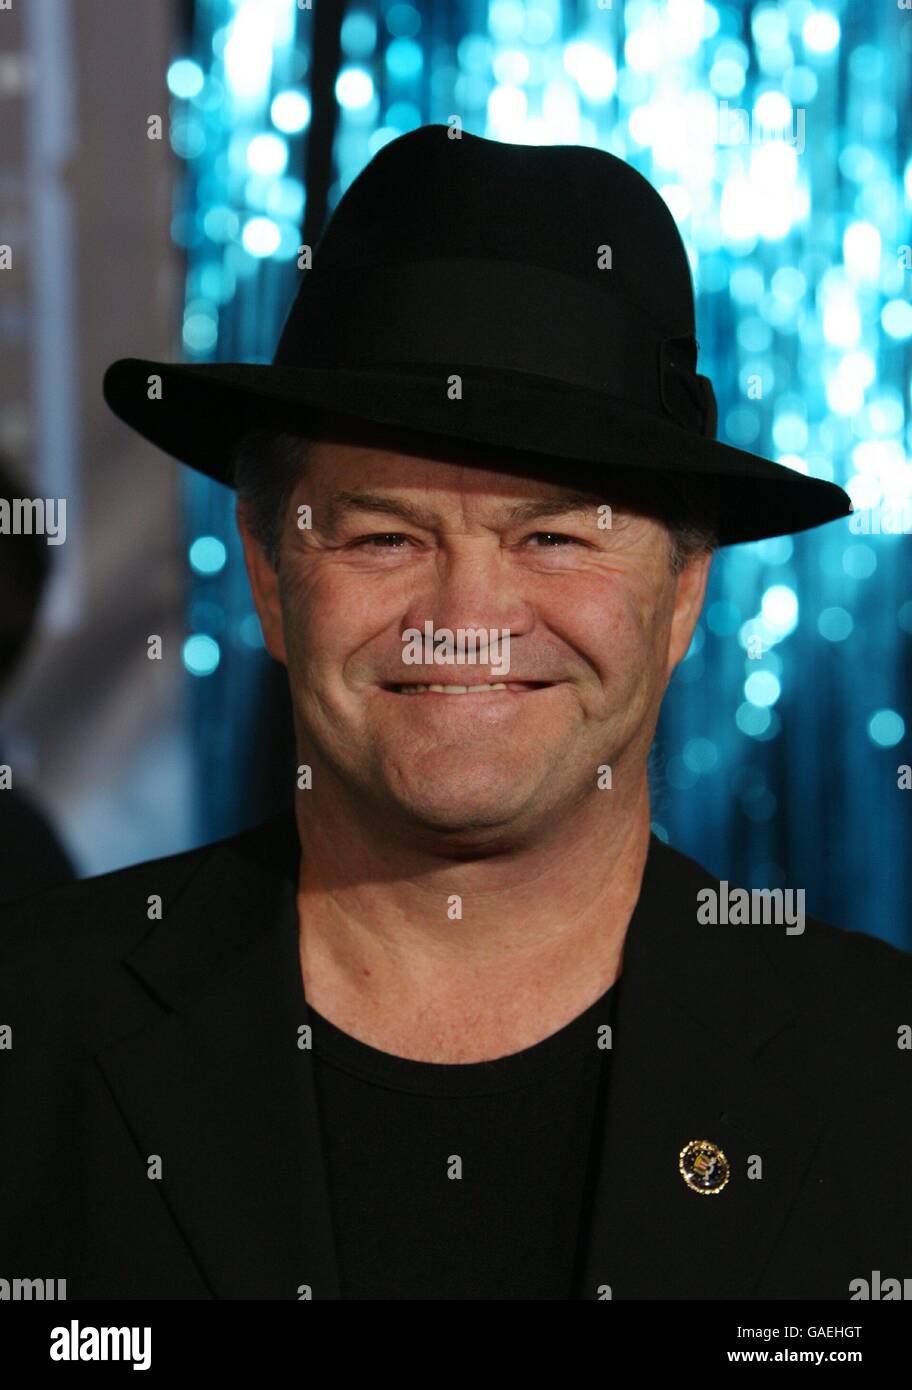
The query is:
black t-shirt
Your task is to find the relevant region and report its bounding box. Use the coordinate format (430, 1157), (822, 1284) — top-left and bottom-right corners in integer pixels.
(306, 978), (617, 1300)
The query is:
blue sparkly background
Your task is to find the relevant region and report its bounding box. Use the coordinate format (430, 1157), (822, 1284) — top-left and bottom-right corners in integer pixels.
(169, 0), (911, 947)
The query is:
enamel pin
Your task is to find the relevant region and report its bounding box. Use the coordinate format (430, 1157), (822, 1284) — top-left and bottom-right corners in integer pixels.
(679, 1139), (731, 1194)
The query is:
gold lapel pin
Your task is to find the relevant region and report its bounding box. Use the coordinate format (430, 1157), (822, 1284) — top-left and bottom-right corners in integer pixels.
(679, 1139), (730, 1194)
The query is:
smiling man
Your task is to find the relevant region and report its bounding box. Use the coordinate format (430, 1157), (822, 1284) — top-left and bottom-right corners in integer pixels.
(3, 126), (911, 1302)
(233, 419), (711, 1068)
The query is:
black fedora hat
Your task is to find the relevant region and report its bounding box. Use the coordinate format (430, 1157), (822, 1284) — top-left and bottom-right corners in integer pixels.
(102, 123), (851, 547)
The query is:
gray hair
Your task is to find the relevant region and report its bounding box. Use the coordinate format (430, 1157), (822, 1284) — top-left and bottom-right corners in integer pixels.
(232, 422), (719, 574)
(233, 421), (315, 571)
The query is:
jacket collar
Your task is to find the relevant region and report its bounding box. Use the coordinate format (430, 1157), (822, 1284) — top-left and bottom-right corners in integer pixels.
(97, 807), (829, 1299)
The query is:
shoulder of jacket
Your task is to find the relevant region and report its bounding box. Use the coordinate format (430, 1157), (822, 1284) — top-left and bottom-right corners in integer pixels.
(655, 833), (912, 1001)
(0, 812), (288, 969)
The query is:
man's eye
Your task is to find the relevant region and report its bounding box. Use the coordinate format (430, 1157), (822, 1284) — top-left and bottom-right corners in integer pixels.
(351, 533), (413, 549)
(524, 531), (584, 547)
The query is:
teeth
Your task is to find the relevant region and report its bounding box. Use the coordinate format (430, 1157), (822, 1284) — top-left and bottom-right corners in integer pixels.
(395, 682), (511, 695)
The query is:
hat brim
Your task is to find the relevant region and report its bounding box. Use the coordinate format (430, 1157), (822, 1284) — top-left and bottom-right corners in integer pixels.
(102, 357), (851, 547)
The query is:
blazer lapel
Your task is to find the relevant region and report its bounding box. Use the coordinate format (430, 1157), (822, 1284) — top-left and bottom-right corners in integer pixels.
(579, 835), (831, 1300)
(96, 809), (341, 1300)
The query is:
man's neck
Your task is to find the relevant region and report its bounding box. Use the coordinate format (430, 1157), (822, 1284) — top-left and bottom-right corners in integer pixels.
(293, 782), (652, 1063)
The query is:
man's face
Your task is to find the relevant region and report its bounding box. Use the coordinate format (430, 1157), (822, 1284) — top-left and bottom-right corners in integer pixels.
(238, 435), (711, 846)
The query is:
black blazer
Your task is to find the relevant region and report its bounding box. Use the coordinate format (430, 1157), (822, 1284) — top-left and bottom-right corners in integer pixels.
(2, 806), (910, 1300)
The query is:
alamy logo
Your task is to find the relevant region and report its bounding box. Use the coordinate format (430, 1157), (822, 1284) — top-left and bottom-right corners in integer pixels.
(0, 497), (66, 544)
(696, 882), (805, 935)
(49, 1321), (151, 1371)
(401, 621), (510, 677)
(0, 1276), (66, 1299)
(848, 500), (912, 535)
(849, 1271), (912, 1299)
(717, 98), (806, 153)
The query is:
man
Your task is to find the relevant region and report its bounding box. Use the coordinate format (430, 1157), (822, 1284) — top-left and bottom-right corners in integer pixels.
(2, 126), (910, 1301)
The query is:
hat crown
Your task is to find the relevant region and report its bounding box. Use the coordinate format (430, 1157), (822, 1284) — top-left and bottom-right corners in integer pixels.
(100, 118), (852, 544)
(305, 125), (697, 337)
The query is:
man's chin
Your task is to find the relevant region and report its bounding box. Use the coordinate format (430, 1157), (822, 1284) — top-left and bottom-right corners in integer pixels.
(374, 782), (550, 850)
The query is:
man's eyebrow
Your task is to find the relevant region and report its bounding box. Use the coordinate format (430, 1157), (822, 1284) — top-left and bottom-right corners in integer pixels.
(322, 491), (436, 532)
(500, 493), (610, 525)
(320, 489), (609, 532)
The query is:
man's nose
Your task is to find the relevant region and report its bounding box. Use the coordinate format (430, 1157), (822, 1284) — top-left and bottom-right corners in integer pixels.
(400, 538), (534, 639)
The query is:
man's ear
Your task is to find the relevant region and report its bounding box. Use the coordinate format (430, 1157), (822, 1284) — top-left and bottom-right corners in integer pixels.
(235, 501), (288, 667)
(665, 549), (712, 680)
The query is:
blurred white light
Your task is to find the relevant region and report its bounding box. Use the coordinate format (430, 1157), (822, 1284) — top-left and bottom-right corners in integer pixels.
(489, 0), (526, 42)
(167, 59), (205, 100)
(710, 58), (745, 97)
(822, 293), (861, 347)
(487, 83), (528, 131)
(750, 143), (799, 239)
(881, 299), (912, 340)
(772, 412), (808, 451)
(842, 221), (881, 281)
(753, 91), (792, 130)
(247, 133), (288, 176)
(761, 584), (799, 634)
(771, 266), (806, 303)
(223, 6), (273, 98)
(851, 438), (910, 490)
(803, 11), (840, 54)
(541, 78), (580, 140)
(628, 102), (655, 147)
(825, 370), (864, 416)
(625, 20), (664, 73)
(840, 350), (877, 390)
(845, 473), (881, 510)
(241, 216), (281, 258)
(752, 5), (790, 48)
(335, 67), (374, 109)
(563, 42), (616, 101)
(720, 175), (758, 240)
(649, 94), (713, 170)
(524, 7), (554, 44)
(493, 49), (530, 85)
(660, 183), (692, 222)
(663, 0), (706, 58)
(757, 194), (796, 240)
(869, 392), (905, 436)
(265, 176), (305, 221)
(793, 182), (811, 222)
(744, 671), (781, 707)
(730, 266), (765, 304)
(751, 139), (798, 187)
(271, 89), (310, 133)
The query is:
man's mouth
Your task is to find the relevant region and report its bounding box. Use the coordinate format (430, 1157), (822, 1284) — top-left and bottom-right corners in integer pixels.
(383, 680), (553, 696)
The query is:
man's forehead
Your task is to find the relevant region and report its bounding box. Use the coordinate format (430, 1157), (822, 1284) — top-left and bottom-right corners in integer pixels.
(318, 487), (619, 534)
(299, 433), (615, 510)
